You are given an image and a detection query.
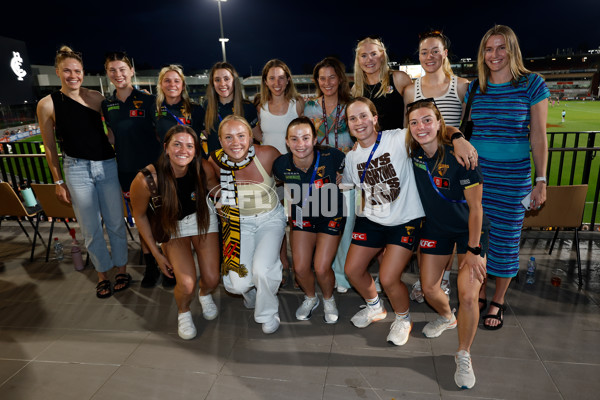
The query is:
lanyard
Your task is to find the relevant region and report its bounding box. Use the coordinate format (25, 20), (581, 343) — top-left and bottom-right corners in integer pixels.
(300, 151), (321, 207)
(162, 102), (185, 125)
(359, 131), (382, 184)
(319, 97), (341, 148)
(423, 159), (467, 204)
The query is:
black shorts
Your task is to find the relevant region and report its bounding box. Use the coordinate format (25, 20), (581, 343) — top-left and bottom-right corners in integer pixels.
(291, 216), (346, 235)
(419, 226), (489, 257)
(351, 217), (422, 250)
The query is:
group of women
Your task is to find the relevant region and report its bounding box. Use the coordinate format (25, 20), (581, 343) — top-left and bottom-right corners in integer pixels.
(37, 24), (549, 390)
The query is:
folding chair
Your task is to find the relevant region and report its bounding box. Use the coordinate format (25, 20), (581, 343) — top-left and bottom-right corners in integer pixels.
(0, 182), (43, 261)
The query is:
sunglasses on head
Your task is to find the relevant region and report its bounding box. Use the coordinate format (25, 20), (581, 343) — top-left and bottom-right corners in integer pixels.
(406, 97), (438, 109)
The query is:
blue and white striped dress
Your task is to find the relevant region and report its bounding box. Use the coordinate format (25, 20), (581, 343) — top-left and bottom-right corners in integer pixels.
(466, 73), (549, 277)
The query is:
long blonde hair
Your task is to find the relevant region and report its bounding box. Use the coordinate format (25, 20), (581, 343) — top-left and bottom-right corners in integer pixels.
(204, 62), (245, 134)
(477, 25), (533, 93)
(155, 65), (192, 118)
(257, 59), (301, 109)
(352, 37), (392, 98)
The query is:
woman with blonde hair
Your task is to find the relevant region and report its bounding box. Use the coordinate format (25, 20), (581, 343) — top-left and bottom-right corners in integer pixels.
(467, 25), (549, 330)
(352, 37), (413, 130)
(130, 125), (220, 340)
(204, 62), (258, 154)
(155, 64), (205, 144)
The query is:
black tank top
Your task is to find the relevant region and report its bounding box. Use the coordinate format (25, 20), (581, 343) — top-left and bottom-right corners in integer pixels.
(364, 73), (405, 131)
(51, 91), (115, 160)
(175, 167), (197, 220)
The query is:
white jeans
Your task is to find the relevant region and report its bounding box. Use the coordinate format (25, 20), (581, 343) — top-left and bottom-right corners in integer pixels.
(222, 205), (286, 323)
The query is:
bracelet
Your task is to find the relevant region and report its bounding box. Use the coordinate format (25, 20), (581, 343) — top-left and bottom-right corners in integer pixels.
(451, 132), (465, 141)
(535, 177), (546, 183)
(54, 180), (65, 185)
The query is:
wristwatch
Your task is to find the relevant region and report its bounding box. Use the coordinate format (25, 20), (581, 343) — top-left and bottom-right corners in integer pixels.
(451, 132), (465, 141)
(466, 244), (481, 256)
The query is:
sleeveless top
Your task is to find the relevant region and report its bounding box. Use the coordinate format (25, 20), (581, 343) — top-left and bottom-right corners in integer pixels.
(259, 99), (299, 154)
(175, 167), (197, 220)
(414, 75), (463, 128)
(363, 73), (405, 130)
(51, 91), (115, 160)
(237, 156), (278, 216)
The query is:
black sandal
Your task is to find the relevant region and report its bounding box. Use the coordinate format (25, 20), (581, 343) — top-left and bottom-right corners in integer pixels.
(96, 280), (112, 299)
(482, 301), (506, 330)
(114, 273), (132, 293)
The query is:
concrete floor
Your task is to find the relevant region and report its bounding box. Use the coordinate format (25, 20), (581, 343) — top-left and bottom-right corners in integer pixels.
(0, 221), (599, 400)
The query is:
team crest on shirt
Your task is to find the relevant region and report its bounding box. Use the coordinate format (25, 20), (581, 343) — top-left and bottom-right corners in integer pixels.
(133, 100), (143, 109)
(437, 163), (449, 176)
(317, 166), (326, 178)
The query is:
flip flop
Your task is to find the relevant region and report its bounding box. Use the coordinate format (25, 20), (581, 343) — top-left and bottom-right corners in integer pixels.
(96, 280), (112, 299)
(114, 273), (132, 293)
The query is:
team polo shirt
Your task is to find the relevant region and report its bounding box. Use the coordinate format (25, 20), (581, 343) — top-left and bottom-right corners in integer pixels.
(102, 89), (162, 180)
(206, 100), (258, 154)
(155, 101), (205, 143)
(342, 129), (424, 226)
(412, 144), (490, 235)
(273, 147), (345, 221)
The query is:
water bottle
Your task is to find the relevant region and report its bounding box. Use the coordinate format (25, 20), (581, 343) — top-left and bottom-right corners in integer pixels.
(526, 257), (536, 284)
(20, 180), (38, 208)
(69, 228), (84, 271)
(53, 238), (64, 261)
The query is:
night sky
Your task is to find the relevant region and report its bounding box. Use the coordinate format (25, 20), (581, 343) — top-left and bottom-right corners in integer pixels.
(3, 0), (600, 77)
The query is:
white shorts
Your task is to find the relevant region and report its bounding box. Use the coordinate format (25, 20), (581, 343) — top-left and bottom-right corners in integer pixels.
(172, 210), (218, 239)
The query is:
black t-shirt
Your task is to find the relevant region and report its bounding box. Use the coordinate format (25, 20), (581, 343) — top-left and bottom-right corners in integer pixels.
(272, 146), (345, 220)
(205, 100), (258, 154)
(412, 144), (490, 235)
(155, 101), (205, 144)
(102, 89), (162, 189)
(363, 73), (405, 131)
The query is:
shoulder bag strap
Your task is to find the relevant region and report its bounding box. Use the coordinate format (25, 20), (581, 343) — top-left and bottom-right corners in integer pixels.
(141, 167), (162, 209)
(459, 79), (479, 133)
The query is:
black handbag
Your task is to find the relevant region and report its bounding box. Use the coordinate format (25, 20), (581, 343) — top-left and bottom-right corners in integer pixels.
(140, 167), (170, 244)
(460, 79), (479, 141)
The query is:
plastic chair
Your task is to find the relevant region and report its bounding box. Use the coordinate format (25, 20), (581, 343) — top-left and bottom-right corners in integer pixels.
(0, 182), (43, 261)
(522, 185), (589, 286)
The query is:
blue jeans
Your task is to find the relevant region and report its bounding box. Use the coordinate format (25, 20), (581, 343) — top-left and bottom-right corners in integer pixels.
(63, 156), (128, 273)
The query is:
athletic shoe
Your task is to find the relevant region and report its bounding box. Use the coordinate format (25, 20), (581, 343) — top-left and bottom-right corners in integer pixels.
(198, 293), (218, 320)
(262, 314), (280, 334)
(323, 297), (339, 324)
(409, 280), (425, 303)
(422, 313), (457, 338)
(351, 301), (387, 328)
(336, 285), (349, 294)
(386, 317), (413, 346)
(296, 296), (319, 320)
(374, 275), (382, 293)
(454, 350), (476, 389)
(177, 311), (196, 340)
(243, 288), (256, 309)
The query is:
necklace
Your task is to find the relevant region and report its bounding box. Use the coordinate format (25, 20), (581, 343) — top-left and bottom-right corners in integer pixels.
(365, 82), (379, 98)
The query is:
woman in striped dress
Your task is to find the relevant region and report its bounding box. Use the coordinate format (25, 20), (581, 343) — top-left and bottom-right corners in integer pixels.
(467, 25), (549, 329)
(404, 30), (470, 304)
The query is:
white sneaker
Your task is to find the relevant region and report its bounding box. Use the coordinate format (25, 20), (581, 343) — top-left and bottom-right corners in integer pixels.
(455, 350), (476, 389)
(198, 293), (218, 320)
(177, 311), (197, 340)
(336, 285), (349, 294)
(296, 296), (319, 320)
(422, 313), (457, 338)
(374, 275), (382, 293)
(409, 280), (425, 303)
(262, 314), (280, 334)
(351, 301), (387, 328)
(323, 297), (338, 324)
(243, 288), (256, 309)
(387, 317), (413, 346)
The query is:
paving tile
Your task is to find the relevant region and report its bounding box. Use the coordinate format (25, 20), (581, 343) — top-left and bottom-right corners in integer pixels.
(0, 360), (28, 386)
(545, 361), (600, 400)
(0, 328), (64, 360)
(207, 374), (324, 400)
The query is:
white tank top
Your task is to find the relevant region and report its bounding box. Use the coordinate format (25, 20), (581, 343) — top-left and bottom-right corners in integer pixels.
(260, 99), (299, 154)
(414, 75), (463, 128)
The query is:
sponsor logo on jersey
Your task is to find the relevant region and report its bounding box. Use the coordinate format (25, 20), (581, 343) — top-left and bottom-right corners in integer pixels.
(401, 236), (414, 244)
(420, 239), (437, 248)
(130, 109), (145, 117)
(314, 176), (331, 189)
(328, 219), (340, 229)
(292, 220), (312, 228)
(352, 232), (367, 241)
(434, 176), (450, 189)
